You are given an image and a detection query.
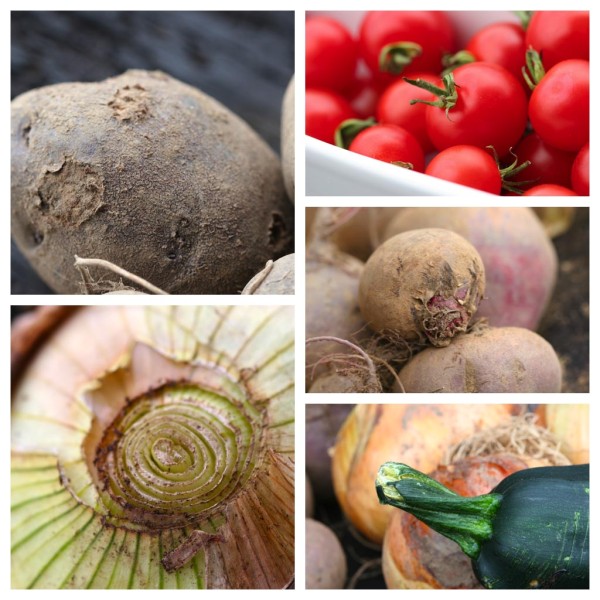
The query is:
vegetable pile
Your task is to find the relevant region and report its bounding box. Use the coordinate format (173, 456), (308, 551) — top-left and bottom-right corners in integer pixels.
(305, 402), (590, 589)
(305, 11), (589, 195)
(305, 206), (586, 393)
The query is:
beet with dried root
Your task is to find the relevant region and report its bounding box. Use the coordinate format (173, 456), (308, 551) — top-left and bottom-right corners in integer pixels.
(359, 228), (485, 347)
(11, 70), (293, 294)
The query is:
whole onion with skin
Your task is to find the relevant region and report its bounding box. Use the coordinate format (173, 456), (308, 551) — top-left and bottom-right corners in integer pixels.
(11, 306), (294, 589)
(384, 207), (558, 331)
(331, 404), (517, 544)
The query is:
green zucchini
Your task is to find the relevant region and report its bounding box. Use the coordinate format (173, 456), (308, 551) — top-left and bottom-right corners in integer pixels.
(376, 462), (589, 589)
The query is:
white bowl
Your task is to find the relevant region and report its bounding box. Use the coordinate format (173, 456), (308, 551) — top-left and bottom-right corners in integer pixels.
(306, 11), (519, 196)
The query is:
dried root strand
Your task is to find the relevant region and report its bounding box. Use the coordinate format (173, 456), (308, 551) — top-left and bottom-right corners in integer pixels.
(362, 329), (426, 392)
(444, 412), (571, 467)
(306, 336), (382, 393)
(346, 558), (383, 590)
(74, 255), (169, 295)
(241, 260), (274, 295)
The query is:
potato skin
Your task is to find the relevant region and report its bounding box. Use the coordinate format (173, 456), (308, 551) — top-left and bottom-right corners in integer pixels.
(281, 76), (294, 203)
(11, 70), (293, 294)
(242, 253), (294, 295)
(398, 326), (562, 393)
(306, 518), (347, 589)
(384, 207), (557, 330)
(359, 228), (485, 347)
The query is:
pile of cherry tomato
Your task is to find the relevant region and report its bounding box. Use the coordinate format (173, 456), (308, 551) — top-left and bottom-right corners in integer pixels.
(305, 11), (589, 195)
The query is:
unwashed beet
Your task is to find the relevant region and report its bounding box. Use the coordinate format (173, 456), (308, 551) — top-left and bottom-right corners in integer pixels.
(384, 207), (557, 330)
(306, 244), (367, 387)
(397, 326), (562, 393)
(359, 228), (485, 347)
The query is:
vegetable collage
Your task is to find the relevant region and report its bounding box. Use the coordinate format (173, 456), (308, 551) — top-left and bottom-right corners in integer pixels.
(9, 7), (592, 593)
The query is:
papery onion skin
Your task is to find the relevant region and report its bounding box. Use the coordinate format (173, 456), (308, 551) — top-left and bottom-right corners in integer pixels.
(331, 404), (518, 544)
(11, 305), (295, 589)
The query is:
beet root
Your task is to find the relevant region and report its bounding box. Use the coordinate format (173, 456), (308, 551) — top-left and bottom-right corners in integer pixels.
(359, 228), (485, 347)
(397, 326), (562, 393)
(384, 207), (557, 330)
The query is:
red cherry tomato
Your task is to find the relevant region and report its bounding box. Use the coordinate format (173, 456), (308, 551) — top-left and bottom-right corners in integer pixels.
(376, 72), (438, 153)
(465, 22), (527, 90)
(348, 124), (425, 172)
(523, 184), (577, 196)
(359, 11), (455, 84)
(345, 71), (380, 119)
(571, 143), (589, 196)
(422, 63), (527, 156)
(529, 59), (589, 153)
(306, 17), (358, 94)
(526, 11), (589, 71)
(425, 145), (501, 194)
(306, 88), (357, 144)
(510, 133), (576, 190)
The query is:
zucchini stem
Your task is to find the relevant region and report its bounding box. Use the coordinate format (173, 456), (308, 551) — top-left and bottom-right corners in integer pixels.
(376, 462), (502, 559)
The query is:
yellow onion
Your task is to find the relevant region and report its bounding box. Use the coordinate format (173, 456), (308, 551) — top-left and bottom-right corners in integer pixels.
(332, 404), (518, 544)
(538, 404), (589, 464)
(11, 306), (294, 589)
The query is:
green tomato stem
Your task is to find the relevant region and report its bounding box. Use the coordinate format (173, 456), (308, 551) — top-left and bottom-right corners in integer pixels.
(441, 49), (476, 75)
(404, 73), (458, 118)
(379, 42), (422, 75)
(335, 117), (376, 149)
(522, 47), (546, 90)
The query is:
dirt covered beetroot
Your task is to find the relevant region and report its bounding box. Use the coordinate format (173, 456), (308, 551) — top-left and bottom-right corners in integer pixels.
(384, 207), (558, 330)
(397, 326), (562, 393)
(358, 228), (485, 347)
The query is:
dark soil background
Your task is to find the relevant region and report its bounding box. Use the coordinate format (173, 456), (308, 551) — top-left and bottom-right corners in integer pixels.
(537, 208), (589, 392)
(11, 10), (294, 294)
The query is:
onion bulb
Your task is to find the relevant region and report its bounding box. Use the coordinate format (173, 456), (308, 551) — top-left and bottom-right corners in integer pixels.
(11, 306), (294, 589)
(537, 404), (589, 464)
(331, 404), (517, 544)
